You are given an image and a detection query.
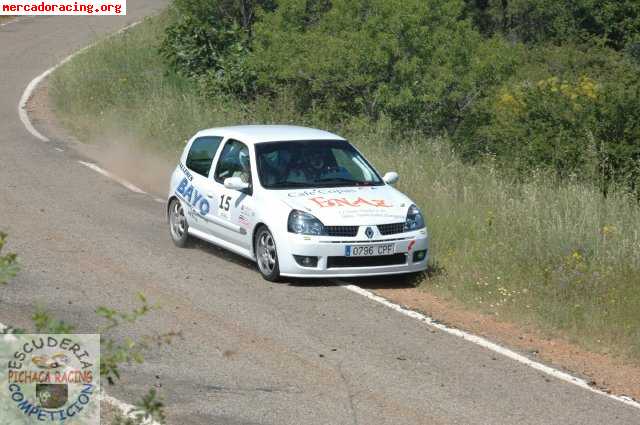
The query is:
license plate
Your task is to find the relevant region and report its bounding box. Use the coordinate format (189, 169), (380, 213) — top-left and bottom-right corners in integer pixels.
(345, 243), (395, 257)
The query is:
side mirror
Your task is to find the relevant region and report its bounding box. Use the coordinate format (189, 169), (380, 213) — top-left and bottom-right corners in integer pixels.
(224, 177), (250, 191)
(382, 171), (399, 185)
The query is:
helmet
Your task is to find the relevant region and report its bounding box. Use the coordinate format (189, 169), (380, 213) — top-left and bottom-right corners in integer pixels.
(239, 147), (250, 171)
(309, 150), (325, 170)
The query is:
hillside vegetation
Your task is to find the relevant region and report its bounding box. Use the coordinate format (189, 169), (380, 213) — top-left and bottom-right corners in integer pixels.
(50, 1), (640, 361)
(161, 0), (640, 192)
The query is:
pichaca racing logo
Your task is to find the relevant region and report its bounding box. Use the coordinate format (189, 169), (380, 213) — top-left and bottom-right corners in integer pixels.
(2, 334), (100, 424)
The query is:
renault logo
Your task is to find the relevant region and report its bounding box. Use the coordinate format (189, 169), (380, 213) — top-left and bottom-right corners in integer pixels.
(365, 227), (374, 239)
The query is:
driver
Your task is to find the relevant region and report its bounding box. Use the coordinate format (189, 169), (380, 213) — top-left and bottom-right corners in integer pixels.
(233, 147), (251, 183)
(310, 154), (325, 172)
(305, 148), (352, 181)
(306, 149), (331, 178)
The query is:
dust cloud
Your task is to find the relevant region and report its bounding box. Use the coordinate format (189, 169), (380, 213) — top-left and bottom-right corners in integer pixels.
(30, 81), (177, 198)
(74, 132), (176, 197)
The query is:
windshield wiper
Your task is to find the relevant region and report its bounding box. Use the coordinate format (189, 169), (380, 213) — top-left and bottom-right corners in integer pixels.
(267, 181), (311, 188)
(316, 177), (375, 186)
(317, 177), (358, 183)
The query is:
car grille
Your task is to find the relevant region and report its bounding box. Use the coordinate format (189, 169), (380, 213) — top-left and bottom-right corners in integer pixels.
(377, 222), (405, 235)
(327, 253), (407, 268)
(325, 226), (359, 237)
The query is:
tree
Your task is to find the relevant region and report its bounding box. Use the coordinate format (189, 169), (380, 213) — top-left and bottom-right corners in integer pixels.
(250, 0), (518, 132)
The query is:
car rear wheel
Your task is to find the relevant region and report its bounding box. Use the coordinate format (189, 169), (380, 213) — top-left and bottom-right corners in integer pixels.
(255, 226), (280, 282)
(169, 198), (191, 247)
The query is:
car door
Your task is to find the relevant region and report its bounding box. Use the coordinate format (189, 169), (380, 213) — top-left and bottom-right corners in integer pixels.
(209, 139), (257, 251)
(177, 135), (223, 233)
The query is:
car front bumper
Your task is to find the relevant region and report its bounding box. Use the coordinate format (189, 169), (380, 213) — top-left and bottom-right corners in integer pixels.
(278, 228), (429, 278)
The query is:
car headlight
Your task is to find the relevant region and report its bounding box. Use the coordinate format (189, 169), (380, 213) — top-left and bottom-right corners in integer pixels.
(287, 210), (326, 236)
(404, 204), (425, 231)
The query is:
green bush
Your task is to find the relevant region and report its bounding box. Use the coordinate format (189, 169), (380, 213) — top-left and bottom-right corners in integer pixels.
(464, 0), (640, 50)
(455, 44), (640, 191)
(162, 12), (247, 78)
(250, 0), (519, 132)
(0, 232), (18, 285)
(161, 0), (276, 97)
(159, 0), (640, 192)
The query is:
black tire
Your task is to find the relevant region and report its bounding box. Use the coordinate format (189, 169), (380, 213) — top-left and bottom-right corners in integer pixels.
(254, 226), (281, 282)
(168, 198), (191, 247)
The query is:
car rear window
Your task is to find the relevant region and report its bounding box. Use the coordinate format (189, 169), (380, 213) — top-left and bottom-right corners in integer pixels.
(185, 136), (223, 177)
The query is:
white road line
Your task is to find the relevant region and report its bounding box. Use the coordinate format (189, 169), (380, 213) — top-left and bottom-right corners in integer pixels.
(154, 198), (165, 204)
(0, 322), (161, 425)
(19, 69), (52, 142)
(342, 284), (640, 410)
(78, 161), (147, 194)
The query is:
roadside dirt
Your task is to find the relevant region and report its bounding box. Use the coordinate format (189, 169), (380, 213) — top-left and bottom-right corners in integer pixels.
(29, 78), (640, 404)
(373, 285), (640, 401)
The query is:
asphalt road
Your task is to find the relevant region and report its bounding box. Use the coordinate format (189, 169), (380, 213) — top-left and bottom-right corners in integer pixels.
(1, 5), (639, 424)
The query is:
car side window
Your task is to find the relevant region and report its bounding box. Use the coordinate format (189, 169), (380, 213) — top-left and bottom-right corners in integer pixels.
(185, 136), (223, 177)
(214, 139), (252, 185)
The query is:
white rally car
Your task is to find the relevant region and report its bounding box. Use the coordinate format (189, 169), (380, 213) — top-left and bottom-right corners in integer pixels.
(167, 125), (428, 281)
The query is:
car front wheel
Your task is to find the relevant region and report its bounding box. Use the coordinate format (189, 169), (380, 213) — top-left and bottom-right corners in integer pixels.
(255, 226), (280, 282)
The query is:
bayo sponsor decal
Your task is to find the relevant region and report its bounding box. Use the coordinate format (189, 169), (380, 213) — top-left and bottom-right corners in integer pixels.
(176, 177), (210, 216)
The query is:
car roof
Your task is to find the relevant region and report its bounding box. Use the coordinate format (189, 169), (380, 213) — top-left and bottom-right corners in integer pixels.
(193, 125), (345, 145)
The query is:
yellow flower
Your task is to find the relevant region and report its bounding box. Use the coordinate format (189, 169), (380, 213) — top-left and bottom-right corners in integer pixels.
(496, 90), (522, 113)
(602, 225), (617, 237)
(578, 76), (598, 100)
(499, 92), (516, 105)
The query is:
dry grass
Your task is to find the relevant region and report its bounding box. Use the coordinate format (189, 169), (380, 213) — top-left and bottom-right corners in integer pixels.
(355, 124), (640, 359)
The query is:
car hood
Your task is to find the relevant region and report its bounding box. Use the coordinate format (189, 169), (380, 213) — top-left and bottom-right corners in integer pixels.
(274, 185), (412, 226)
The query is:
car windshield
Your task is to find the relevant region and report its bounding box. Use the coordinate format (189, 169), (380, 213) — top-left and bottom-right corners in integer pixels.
(255, 140), (384, 189)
